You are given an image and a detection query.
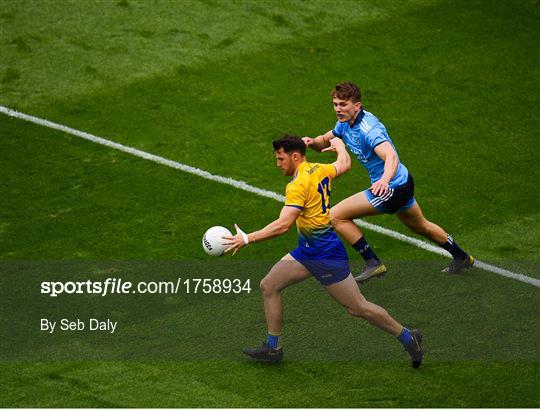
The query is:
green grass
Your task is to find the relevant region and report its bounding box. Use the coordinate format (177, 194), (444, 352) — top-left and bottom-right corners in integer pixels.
(1, 0), (539, 407)
(2, 361), (538, 408)
(0, 0), (423, 108)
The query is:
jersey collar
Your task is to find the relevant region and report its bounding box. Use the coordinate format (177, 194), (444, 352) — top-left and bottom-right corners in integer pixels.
(292, 161), (309, 181)
(352, 109), (365, 127)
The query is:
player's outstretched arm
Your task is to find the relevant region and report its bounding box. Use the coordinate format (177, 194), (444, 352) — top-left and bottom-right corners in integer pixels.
(223, 206), (301, 255)
(322, 137), (351, 177)
(370, 141), (398, 196)
(302, 130), (334, 152)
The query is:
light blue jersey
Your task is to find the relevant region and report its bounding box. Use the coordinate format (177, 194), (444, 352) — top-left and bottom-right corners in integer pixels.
(332, 110), (409, 187)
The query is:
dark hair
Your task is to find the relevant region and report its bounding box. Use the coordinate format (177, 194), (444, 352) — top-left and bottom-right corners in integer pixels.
(331, 82), (361, 103)
(272, 134), (306, 155)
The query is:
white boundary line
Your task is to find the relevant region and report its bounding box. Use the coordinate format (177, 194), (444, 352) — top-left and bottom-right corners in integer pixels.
(2, 105), (539, 288)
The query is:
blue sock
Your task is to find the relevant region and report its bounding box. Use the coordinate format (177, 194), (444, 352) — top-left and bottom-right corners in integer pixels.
(266, 333), (280, 349)
(397, 327), (413, 348)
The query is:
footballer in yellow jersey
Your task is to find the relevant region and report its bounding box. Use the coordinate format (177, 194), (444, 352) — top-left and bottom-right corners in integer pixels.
(285, 161), (339, 252)
(284, 161), (350, 285)
(224, 135), (423, 368)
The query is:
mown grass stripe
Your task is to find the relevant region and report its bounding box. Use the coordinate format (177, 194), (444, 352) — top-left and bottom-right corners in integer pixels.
(2, 105), (538, 288)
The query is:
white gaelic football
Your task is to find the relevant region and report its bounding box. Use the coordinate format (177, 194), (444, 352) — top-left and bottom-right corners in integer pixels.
(202, 226), (233, 256)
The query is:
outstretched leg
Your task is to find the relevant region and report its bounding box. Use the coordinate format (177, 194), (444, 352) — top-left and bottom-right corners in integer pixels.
(324, 274), (423, 368)
(397, 202), (474, 273)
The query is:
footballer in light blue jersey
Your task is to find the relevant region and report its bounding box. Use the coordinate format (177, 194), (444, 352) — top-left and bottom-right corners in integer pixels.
(304, 82), (474, 281)
(332, 109), (409, 188)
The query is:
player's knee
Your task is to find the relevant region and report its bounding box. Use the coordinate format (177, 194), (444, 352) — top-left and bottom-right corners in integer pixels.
(346, 302), (370, 319)
(329, 208), (344, 226)
(345, 306), (358, 316)
(259, 278), (270, 295)
(259, 277), (278, 296)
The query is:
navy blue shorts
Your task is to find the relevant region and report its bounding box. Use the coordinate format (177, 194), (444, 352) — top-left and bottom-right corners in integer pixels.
(364, 173), (416, 214)
(290, 241), (350, 286)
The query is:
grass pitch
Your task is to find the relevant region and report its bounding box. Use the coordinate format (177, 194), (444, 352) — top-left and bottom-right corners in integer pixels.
(1, 0), (539, 407)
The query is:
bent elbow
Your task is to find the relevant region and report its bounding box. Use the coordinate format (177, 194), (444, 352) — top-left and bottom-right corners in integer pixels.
(275, 219), (294, 236)
(339, 159), (351, 174)
(277, 224), (291, 235)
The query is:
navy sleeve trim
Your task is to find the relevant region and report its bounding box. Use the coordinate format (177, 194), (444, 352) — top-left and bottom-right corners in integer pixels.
(372, 140), (387, 150)
(331, 129), (341, 138)
(285, 205), (304, 210)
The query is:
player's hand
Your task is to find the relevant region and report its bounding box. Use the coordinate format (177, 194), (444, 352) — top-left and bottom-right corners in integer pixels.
(370, 179), (389, 196)
(302, 137), (314, 147)
(321, 137), (344, 152)
(223, 224), (249, 256)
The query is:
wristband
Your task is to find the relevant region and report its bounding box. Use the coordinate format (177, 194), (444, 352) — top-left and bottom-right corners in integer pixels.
(236, 226), (249, 245)
(240, 231), (248, 245)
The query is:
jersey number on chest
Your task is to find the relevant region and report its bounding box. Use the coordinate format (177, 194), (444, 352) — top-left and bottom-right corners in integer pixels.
(317, 177), (331, 214)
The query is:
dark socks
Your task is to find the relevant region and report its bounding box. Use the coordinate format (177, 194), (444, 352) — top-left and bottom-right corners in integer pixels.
(440, 234), (468, 260)
(352, 237), (380, 262)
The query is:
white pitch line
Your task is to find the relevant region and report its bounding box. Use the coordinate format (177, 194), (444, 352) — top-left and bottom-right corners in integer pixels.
(2, 105), (539, 288)
(355, 220), (540, 286)
(0, 106), (284, 203)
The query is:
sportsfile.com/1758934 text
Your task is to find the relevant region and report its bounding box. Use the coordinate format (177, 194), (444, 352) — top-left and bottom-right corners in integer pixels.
(40, 277), (252, 297)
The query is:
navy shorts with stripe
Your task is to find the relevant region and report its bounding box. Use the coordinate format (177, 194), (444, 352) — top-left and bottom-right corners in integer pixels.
(364, 173), (416, 214)
(290, 240), (350, 286)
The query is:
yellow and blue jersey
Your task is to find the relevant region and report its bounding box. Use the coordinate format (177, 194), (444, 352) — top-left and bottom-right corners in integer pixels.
(285, 161), (341, 254)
